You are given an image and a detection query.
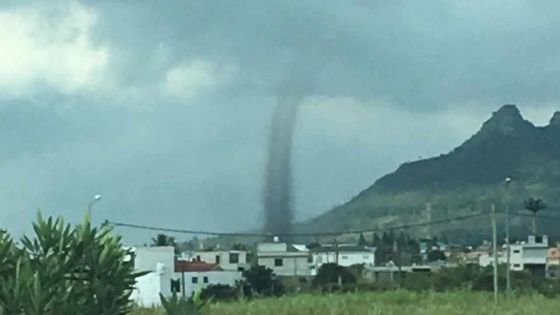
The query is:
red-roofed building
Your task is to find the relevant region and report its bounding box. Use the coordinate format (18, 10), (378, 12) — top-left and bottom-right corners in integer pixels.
(130, 246), (243, 307)
(175, 261), (221, 272)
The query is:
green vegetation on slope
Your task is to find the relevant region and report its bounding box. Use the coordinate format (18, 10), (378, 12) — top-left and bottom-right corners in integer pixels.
(301, 105), (560, 242)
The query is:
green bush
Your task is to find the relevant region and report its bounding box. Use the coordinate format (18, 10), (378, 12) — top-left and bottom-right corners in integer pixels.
(0, 213), (145, 314)
(159, 292), (207, 315)
(241, 265), (284, 297)
(311, 263), (356, 292)
(200, 284), (239, 301)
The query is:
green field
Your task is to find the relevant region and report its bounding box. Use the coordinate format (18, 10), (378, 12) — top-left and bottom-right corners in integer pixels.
(132, 290), (560, 315)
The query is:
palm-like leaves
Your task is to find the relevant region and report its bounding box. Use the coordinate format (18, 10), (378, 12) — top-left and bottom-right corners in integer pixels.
(0, 212), (146, 314)
(159, 292), (208, 315)
(523, 197), (547, 234)
(151, 234), (176, 247)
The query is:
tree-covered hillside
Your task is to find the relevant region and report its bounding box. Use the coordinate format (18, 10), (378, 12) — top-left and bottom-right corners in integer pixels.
(299, 105), (560, 243)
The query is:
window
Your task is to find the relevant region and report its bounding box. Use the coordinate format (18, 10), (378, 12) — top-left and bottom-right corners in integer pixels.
(238, 267), (245, 272)
(170, 279), (181, 293)
(203, 276), (208, 283)
(229, 253), (239, 264)
(513, 264), (521, 268)
(513, 250), (521, 254)
(341, 255), (348, 260)
(307, 255), (313, 263)
(274, 258), (283, 267)
(216, 255), (221, 264)
(191, 277), (198, 284)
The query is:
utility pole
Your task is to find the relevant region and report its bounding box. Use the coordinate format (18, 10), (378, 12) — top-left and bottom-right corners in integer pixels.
(426, 202), (432, 237)
(181, 269), (186, 298)
(334, 238), (339, 265)
(491, 203), (498, 304)
(394, 237), (402, 288)
(505, 177), (512, 297)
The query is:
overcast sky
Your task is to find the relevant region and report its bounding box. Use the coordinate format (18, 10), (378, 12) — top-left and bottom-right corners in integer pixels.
(1, 0), (559, 244)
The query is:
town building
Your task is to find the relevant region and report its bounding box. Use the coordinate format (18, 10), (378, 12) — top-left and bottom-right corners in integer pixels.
(256, 241), (310, 277)
(130, 246), (242, 306)
(548, 246), (560, 266)
(180, 249), (249, 271)
(509, 235), (549, 277)
(174, 260), (242, 298)
(308, 245), (376, 275)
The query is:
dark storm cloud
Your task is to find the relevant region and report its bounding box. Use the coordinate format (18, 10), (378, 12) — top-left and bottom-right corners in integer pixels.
(87, 0), (560, 108)
(2, 0), (560, 242)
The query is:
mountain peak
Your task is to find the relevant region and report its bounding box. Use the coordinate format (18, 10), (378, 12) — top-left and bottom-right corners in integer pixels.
(549, 111), (560, 127)
(480, 104), (529, 135)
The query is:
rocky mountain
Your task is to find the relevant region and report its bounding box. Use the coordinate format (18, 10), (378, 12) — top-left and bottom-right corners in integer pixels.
(300, 105), (560, 243)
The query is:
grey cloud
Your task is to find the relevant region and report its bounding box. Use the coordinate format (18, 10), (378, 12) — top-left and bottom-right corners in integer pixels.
(2, 0), (560, 243)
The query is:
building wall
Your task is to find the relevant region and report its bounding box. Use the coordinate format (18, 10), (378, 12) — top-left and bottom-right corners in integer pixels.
(172, 271), (243, 298)
(257, 243), (288, 252)
(134, 246), (175, 273)
(258, 255), (310, 276)
(131, 263), (173, 307)
(132, 267), (242, 306)
(478, 253), (507, 268)
(312, 251), (374, 267)
(181, 250), (248, 271)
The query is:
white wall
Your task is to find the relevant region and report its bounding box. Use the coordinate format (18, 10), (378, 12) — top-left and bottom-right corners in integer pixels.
(257, 255), (310, 276)
(131, 263), (173, 307)
(478, 252), (507, 268)
(181, 250), (248, 271)
(134, 246), (175, 273)
(257, 243), (288, 252)
(173, 270), (243, 298)
(312, 251), (374, 267)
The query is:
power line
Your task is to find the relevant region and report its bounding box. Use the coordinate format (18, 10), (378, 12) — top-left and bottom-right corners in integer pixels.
(107, 211), (488, 238)
(508, 212), (560, 220)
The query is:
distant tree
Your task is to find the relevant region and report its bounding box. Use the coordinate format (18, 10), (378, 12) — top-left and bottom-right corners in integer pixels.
(200, 284), (239, 301)
(427, 250), (447, 262)
(524, 198), (547, 234)
(358, 233), (367, 246)
(151, 234), (180, 254)
(312, 263), (356, 291)
(151, 233), (176, 247)
(382, 231), (394, 246)
(372, 233), (381, 247)
(242, 265), (284, 297)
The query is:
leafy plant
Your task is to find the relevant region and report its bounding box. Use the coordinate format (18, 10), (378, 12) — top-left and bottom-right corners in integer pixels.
(0, 212), (146, 314)
(241, 265), (284, 297)
(523, 197), (547, 234)
(159, 292), (208, 315)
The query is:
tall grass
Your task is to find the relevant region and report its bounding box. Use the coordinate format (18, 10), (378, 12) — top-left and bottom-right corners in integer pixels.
(134, 290), (560, 315)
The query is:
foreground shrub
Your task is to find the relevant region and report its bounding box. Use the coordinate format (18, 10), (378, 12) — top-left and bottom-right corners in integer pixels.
(159, 292), (207, 315)
(0, 213), (145, 314)
(200, 284), (239, 301)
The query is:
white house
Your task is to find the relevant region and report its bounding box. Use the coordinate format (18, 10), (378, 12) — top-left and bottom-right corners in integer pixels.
(256, 242), (310, 277)
(478, 251), (506, 268)
(174, 261), (243, 298)
(180, 249), (248, 271)
(130, 246), (175, 306)
(130, 246), (242, 307)
(509, 235), (549, 276)
(308, 245), (376, 275)
(477, 235), (550, 277)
